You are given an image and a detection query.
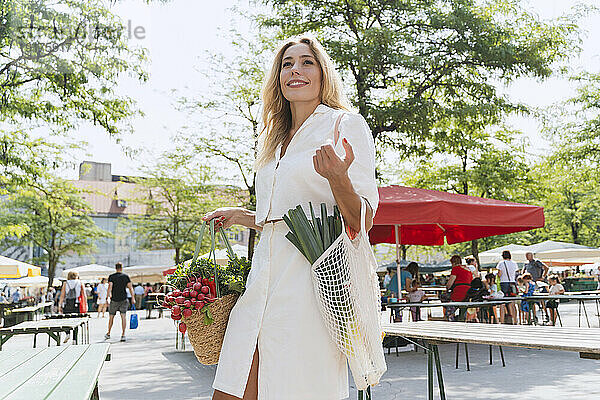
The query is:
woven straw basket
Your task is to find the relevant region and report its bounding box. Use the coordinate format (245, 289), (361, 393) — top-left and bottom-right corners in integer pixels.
(183, 293), (239, 365)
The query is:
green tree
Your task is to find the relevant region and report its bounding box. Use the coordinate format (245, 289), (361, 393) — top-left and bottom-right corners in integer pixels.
(0, 178), (111, 287)
(405, 126), (533, 260)
(1, 0), (147, 135)
(548, 72), (600, 164)
(256, 0), (580, 156)
(175, 31), (274, 260)
(123, 152), (231, 265)
(530, 161), (600, 247)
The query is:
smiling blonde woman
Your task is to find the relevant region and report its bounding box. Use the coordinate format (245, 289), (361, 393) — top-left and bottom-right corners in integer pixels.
(204, 35), (379, 400)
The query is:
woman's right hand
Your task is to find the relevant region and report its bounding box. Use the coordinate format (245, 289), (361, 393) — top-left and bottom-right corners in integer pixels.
(202, 207), (248, 230)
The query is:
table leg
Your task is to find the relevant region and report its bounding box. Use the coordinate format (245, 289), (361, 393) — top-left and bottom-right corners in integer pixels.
(432, 345), (446, 400)
(464, 343), (470, 371)
(556, 309), (563, 327)
(489, 345), (492, 365)
(427, 343), (434, 400)
(578, 300), (582, 327)
(499, 346), (506, 367)
(582, 300), (591, 328)
(455, 343), (459, 369)
(74, 327), (79, 344)
(33, 333), (37, 348)
(596, 299), (600, 327)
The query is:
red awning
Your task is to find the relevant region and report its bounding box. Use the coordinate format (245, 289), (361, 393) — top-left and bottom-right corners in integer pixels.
(369, 186), (545, 245)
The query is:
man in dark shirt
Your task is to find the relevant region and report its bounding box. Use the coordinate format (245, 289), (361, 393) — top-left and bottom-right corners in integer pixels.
(105, 262), (135, 342)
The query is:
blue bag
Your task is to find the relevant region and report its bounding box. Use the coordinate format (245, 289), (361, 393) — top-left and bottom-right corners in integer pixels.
(130, 304), (138, 329)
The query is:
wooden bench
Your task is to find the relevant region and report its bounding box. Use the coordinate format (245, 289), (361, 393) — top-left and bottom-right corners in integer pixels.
(383, 321), (600, 400)
(0, 343), (110, 399)
(0, 318), (89, 350)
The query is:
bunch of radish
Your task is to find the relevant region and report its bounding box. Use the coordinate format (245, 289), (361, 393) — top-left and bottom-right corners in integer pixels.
(163, 276), (217, 335)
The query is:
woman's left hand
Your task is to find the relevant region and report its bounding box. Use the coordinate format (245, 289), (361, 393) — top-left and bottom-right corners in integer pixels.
(313, 138), (354, 182)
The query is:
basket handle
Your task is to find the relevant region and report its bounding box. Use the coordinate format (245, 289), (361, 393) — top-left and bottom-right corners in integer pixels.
(189, 219), (240, 298)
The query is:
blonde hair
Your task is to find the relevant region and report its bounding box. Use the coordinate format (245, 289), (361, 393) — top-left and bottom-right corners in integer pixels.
(255, 35), (351, 170)
(67, 271), (79, 280)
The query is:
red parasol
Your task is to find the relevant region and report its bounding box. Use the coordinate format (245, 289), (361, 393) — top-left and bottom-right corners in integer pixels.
(369, 186), (545, 246)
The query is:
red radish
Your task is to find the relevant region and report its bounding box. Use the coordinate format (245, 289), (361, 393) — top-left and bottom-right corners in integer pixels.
(195, 302), (204, 309)
(197, 293), (205, 301)
(175, 296), (185, 304)
(182, 308), (192, 318)
(184, 300), (191, 308)
(172, 313), (182, 321)
(190, 298), (197, 304)
(201, 286), (209, 294)
(193, 282), (202, 292)
(190, 290), (198, 298)
(172, 305), (181, 315)
(179, 323), (187, 333)
(182, 290), (190, 298)
(172, 290), (181, 297)
(202, 278), (209, 285)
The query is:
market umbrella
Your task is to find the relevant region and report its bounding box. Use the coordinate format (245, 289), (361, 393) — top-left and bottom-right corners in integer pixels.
(478, 240), (600, 265)
(0, 255), (41, 278)
(124, 265), (168, 284)
(369, 186), (545, 278)
(62, 264), (114, 280)
(3, 275), (49, 288)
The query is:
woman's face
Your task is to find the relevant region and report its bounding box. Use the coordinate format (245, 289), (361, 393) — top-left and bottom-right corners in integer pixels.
(279, 43), (322, 104)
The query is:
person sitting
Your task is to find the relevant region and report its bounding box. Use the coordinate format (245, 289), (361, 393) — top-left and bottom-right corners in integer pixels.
(444, 255), (473, 321)
(519, 273), (535, 324)
(546, 275), (565, 326)
(483, 273), (503, 323)
(464, 278), (489, 322)
(407, 279), (426, 321)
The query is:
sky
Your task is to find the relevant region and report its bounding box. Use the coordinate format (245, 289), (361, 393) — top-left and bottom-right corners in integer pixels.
(55, 0), (600, 181)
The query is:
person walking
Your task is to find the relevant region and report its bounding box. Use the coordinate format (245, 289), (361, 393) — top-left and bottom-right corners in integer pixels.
(522, 252), (549, 283)
(134, 284), (144, 310)
(497, 250), (519, 324)
(105, 262), (135, 342)
(58, 271), (84, 314)
(96, 278), (109, 318)
(203, 35), (379, 400)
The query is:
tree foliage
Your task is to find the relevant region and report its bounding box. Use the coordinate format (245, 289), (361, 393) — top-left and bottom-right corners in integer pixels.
(123, 152), (232, 265)
(0, 178), (111, 286)
(0, 0), (148, 135)
(257, 0), (580, 157)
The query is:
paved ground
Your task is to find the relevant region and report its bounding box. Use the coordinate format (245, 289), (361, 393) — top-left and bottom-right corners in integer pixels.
(3, 301), (600, 399)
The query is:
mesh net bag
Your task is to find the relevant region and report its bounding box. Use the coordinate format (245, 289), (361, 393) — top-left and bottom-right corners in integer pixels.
(311, 198), (387, 390)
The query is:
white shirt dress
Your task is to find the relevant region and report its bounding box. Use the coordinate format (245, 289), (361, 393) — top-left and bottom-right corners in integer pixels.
(213, 104), (379, 400)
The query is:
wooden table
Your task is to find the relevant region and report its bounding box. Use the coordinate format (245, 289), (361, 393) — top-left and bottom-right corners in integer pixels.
(0, 343), (110, 399)
(384, 321), (600, 400)
(386, 300), (513, 323)
(6, 302), (53, 325)
(0, 318), (89, 350)
(526, 294), (600, 327)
